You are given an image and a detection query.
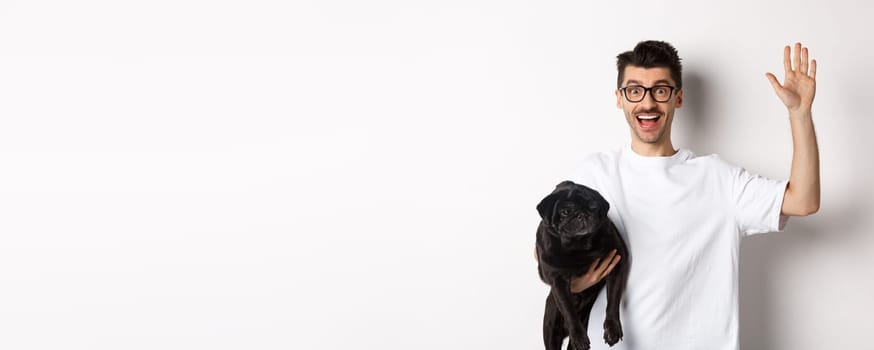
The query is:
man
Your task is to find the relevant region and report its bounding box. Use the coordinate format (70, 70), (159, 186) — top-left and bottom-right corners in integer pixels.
(538, 41), (820, 350)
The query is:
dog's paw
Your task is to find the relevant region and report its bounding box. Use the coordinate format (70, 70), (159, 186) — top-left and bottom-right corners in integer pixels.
(568, 336), (591, 350)
(603, 319), (623, 346)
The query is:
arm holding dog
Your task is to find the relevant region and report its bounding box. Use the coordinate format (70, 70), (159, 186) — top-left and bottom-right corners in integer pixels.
(536, 247), (621, 293)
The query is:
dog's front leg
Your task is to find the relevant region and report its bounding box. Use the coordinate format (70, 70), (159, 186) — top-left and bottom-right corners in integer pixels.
(603, 261), (627, 346)
(550, 279), (589, 350)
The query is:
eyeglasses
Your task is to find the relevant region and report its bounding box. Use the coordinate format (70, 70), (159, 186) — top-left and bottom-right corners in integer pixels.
(619, 85), (677, 103)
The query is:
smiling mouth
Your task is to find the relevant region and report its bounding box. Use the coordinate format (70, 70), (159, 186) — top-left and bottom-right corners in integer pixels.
(636, 114), (661, 129)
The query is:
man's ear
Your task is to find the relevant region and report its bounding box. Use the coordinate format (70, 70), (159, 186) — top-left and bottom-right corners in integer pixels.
(675, 88), (683, 108)
(615, 89), (623, 109)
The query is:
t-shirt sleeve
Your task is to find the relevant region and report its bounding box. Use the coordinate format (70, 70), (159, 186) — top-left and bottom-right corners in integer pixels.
(732, 166), (790, 236)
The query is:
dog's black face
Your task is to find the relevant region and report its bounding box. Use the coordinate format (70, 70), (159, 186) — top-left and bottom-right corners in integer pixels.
(537, 181), (610, 241)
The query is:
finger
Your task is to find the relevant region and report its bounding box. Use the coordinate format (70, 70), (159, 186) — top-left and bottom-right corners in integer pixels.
(793, 42), (802, 72)
(810, 59), (817, 79)
(593, 250), (617, 274)
(765, 72), (783, 92)
(599, 255), (622, 279)
(800, 47), (809, 74)
(783, 45), (791, 72)
(588, 257), (602, 272)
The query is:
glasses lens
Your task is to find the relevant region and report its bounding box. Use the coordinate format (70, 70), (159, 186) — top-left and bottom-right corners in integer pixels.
(652, 86), (672, 102)
(624, 86), (644, 102)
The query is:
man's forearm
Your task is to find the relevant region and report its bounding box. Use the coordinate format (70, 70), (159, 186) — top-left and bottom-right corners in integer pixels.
(782, 109), (820, 216)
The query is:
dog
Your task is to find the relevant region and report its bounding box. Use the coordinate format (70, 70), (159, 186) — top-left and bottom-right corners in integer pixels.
(536, 180), (629, 350)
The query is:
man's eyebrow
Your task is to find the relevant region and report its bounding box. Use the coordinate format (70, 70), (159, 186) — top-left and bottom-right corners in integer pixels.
(624, 79), (674, 86)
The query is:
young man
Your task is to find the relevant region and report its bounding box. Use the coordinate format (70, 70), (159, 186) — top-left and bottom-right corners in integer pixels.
(545, 41), (820, 350)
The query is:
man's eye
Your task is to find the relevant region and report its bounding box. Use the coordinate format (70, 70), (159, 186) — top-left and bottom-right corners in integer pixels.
(628, 87), (642, 95)
(653, 87), (671, 96)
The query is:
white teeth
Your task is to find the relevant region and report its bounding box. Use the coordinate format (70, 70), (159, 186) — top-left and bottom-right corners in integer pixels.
(637, 115), (659, 120)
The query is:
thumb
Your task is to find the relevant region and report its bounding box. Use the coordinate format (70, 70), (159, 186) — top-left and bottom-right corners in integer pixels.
(765, 72), (783, 92)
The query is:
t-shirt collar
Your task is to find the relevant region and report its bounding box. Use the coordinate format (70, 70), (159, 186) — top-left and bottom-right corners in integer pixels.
(622, 144), (693, 165)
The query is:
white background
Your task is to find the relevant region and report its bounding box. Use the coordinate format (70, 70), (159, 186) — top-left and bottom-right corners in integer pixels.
(0, 1), (871, 349)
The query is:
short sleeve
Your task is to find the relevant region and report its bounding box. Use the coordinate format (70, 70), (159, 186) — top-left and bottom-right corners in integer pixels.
(733, 167), (790, 236)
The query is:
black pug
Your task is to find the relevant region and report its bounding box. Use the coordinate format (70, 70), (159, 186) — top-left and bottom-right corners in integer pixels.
(536, 180), (629, 350)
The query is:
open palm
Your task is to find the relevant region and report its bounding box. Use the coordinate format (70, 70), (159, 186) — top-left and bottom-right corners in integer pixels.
(766, 43), (817, 113)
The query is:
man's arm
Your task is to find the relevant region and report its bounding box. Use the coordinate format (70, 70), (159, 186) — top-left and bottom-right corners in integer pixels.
(766, 42), (820, 216)
(535, 247), (620, 293)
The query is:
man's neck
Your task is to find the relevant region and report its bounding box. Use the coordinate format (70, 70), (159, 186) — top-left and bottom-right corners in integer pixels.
(630, 141), (678, 157)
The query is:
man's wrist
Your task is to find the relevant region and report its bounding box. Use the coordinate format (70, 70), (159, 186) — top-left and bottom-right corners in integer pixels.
(788, 108), (813, 120)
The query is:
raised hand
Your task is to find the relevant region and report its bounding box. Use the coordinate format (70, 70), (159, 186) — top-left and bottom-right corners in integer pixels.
(766, 42), (817, 114)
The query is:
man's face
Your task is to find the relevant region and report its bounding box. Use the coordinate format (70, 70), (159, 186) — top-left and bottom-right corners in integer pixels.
(615, 66), (683, 147)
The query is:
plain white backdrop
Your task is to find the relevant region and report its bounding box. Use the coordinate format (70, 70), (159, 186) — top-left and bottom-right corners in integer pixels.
(0, 0), (871, 349)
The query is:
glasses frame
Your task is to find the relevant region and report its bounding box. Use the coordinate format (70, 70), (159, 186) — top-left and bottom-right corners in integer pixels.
(619, 85), (678, 103)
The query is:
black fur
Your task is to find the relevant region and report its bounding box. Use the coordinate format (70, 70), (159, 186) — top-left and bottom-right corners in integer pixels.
(536, 181), (630, 350)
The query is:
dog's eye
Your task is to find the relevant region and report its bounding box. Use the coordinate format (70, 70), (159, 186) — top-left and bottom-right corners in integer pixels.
(559, 209), (570, 217)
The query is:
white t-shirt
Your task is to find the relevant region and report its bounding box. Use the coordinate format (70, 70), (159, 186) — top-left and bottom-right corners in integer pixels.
(571, 145), (788, 350)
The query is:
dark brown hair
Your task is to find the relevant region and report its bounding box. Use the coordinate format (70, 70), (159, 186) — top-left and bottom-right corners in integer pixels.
(616, 40), (683, 89)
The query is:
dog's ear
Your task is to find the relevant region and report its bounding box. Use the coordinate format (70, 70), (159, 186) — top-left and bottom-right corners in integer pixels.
(536, 193), (560, 224)
(601, 197), (610, 213)
(589, 188), (609, 216)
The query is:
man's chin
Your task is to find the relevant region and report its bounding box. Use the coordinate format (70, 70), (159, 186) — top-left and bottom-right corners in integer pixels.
(635, 130), (663, 144)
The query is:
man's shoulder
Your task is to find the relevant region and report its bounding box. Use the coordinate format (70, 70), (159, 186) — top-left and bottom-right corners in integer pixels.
(683, 150), (742, 171)
(680, 150), (753, 185)
(569, 148), (623, 185)
(577, 147), (623, 168)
